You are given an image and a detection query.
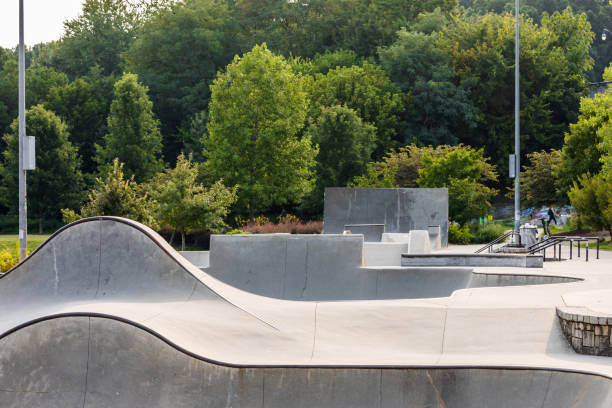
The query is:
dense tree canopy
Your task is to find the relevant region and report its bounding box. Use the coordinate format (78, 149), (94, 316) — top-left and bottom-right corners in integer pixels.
(0, 0), (610, 230)
(437, 10), (593, 183)
(308, 63), (405, 157)
(302, 105), (377, 214)
(126, 0), (241, 160)
(378, 28), (476, 146)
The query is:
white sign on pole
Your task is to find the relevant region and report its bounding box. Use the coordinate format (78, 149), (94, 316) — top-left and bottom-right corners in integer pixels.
(509, 154), (516, 179)
(23, 136), (35, 170)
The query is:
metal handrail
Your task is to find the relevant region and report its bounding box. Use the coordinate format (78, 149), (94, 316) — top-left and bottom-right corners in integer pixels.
(528, 236), (595, 262)
(474, 230), (517, 254)
(527, 236), (557, 252)
(552, 236), (600, 260)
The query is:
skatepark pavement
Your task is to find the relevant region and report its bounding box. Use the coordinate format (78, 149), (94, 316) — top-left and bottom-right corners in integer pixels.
(1, 217), (612, 407)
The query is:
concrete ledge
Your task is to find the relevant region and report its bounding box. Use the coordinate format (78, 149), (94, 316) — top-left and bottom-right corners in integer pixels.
(401, 254), (544, 268)
(557, 307), (612, 357)
(363, 243), (407, 266)
(344, 224), (385, 242)
(470, 273), (580, 288)
(178, 251), (210, 268)
(408, 230), (431, 254)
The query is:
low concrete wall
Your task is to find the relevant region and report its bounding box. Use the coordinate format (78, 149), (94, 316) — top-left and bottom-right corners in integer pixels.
(363, 243), (407, 266)
(324, 188), (449, 247)
(344, 224), (385, 242)
(470, 273), (580, 288)
(178, 251), (210, 268)
(401, 254), (544, 268)
(381, 231), (431, 254)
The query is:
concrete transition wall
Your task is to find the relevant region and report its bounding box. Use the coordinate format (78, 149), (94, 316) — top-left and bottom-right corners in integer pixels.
(323, 188), (449, 247)
(1, 316), (611, 408)
(207, 234), (472, 300)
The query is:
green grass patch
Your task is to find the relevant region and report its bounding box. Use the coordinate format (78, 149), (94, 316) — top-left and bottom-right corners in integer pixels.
(575, 241), (612, 251)
(0, 235), (50, 252)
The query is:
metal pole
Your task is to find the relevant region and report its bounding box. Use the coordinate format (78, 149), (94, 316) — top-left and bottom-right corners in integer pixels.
(18, 0), (27, 261)
(514, 0), (521, 245)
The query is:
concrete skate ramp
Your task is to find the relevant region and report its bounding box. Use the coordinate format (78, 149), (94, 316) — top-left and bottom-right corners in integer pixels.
(207, 234), (473, 300)
(2, 217), (611, 406)
(1, 316), (611, 408)
(206, 234), (571, 300)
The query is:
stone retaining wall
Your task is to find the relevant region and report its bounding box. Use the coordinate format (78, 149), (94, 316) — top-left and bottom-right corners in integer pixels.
(557, 307), (612, 356)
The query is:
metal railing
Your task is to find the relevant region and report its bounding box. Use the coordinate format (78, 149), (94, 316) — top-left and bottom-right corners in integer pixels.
(528, 236), (599, 262)
(474, 230), (518, 254)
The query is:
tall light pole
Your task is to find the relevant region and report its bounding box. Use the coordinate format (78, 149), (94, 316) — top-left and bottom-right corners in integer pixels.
(514, 0), (521, 244)
(18, 0), (27, 260)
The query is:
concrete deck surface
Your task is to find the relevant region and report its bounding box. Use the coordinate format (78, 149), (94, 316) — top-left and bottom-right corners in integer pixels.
(1, 217), (611, 406)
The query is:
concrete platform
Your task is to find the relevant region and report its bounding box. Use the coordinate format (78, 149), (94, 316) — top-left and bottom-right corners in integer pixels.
(402, 253), (544, 268)
(1, 218), (612, 406)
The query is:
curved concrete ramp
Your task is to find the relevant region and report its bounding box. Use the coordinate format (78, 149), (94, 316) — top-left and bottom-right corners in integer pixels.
(205, 234), (565, 300)
(2, 217), (612, 406)
(1, 316), (611, 408)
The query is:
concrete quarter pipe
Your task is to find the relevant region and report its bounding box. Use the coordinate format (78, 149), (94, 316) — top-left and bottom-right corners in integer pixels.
(0, 217), (611, 407)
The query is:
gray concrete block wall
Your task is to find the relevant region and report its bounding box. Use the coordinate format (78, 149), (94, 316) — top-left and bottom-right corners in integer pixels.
(323, 188), (449, 247)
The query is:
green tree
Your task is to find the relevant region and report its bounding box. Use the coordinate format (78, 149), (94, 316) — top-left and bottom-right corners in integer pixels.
(96, 73), (164, 182)
(150, 154), (238, 250)
(125, 0), (241, 161)
(234, 0), (455, 58)
(351, 144), (497, 189)
(206, 44), (317, 220)
(378, 28), (476, 145)
(0, 105), (84, 233)
(308, 63), (405, 157)
(62, 158), (158, 228)
(460, 0), (612, 81)
(45, 68), (115, 176)
(556, 84), (611, 195)
(568, 172), (612, 237)
(302, 105), (376, 214)
(52, 0), (140, 77)
(417, 147), (498, 224)
(437, 10), (593, 184)
(0, 57), (18, 141)
(518, 149), (562, 207)
(0, 58), (68, 140)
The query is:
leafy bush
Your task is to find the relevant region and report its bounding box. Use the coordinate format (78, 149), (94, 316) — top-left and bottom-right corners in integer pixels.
(62, 159), (158, 228)
(0, 242), (31, 272)
(239, 214), (322, 234)
(448, 223), (472, 244)
(226, 229), (250, 235)
(568, 172), (612, 238)
(469, 222), (508, 244)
